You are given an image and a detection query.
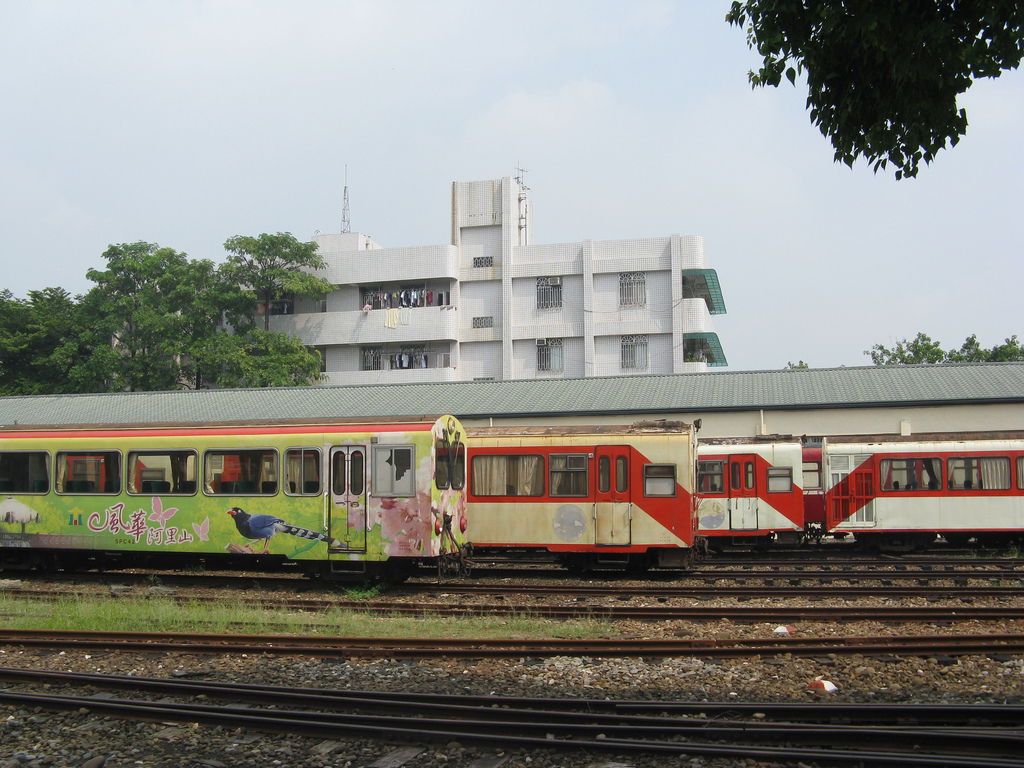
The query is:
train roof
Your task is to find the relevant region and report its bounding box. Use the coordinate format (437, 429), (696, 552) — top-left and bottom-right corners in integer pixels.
(0, 362), (1021, 428)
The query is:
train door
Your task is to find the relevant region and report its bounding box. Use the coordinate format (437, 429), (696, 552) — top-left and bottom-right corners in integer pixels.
(728, 455), (759, 530)
(329, 446), (367, 551)
(595, 445), (631, 545)
(827, 453), (875, 529)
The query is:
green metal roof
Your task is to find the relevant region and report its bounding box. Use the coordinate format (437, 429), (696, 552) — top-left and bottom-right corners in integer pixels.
(682, 269), (726, 314)
(684, 332), (728, 367)
(1, 363), (1022, 427)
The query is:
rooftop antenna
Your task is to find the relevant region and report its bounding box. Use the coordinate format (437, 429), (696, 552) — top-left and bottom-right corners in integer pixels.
(341, 165), (351, 234)
(514, 164), (530, 191)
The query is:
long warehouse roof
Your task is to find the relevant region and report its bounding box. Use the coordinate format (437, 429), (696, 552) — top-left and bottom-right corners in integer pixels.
(0, 363), (1021, 427)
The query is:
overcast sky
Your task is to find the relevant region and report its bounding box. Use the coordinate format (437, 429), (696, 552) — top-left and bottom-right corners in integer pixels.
(2, 1), (1021, 371)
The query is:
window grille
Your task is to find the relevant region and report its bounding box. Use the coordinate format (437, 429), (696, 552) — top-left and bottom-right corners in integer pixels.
(536, 277), (562, 309)
(472, 256), (494, 268)
(537, 338), (563, 373)
(472, 316), (494, 328)
(619, 271), (646, 307)
(360, 346), (383, 371)
(620, 334), (648, 369)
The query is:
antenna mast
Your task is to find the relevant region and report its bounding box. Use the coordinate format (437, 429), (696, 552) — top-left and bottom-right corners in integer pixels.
(341, 165), (351, 234)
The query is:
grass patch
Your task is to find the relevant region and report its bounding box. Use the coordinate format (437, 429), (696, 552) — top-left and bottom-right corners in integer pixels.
(0, 593), (612, 639)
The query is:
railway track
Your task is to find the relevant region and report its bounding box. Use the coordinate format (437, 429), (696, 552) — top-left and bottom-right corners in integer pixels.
(5, 587), (1024, 622)
(2, 628), (1023, 658)
(1, 667), (1022, 767)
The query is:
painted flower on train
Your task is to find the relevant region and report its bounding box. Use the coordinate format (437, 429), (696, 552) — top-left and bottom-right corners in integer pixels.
(147, 497), (178, 529)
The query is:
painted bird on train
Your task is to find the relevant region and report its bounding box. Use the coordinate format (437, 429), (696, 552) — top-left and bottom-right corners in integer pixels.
(225, 507), (344, 553)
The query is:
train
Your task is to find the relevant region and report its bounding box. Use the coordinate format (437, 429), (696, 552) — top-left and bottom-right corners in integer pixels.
(696, 434), (1024, 551)
(0, 415), (469, 581)
(465, 422), (699, 572)
(3, 409), (1023, 581)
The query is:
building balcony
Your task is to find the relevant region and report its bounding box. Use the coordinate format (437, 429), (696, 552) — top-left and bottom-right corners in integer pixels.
(321, 365), (461, 386)
(271, 306), (460, 346)
(313, 243), (460, 285)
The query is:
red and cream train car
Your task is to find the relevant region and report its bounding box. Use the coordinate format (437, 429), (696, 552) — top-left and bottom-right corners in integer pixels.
(695, 440), (817, 546)
(466, 422), (698, 571)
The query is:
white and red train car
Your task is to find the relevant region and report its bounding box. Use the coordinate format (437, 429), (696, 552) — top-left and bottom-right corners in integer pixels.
(823, 437), (1024, 548)
(695, 434), (1024, 549)
(466, 422), (698, 571)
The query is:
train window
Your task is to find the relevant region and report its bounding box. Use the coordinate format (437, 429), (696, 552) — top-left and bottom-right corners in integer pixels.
(205, 449), (278, 495)
(350, 450), (365, 496)
(332, 452), (347, 495)
(1019, 457), (1024, 490)
(767, 467), (792, 493)
(615, 456), (629, 493)
(880, 457), (942, 491)
(947, 456), (1010, 490)
(598, 456), (611, 493)
(550, 454), (588, 497)
(802, 461), (822, 490)
(451, 442), (466, 491)
(471, 454), (543, 496)
(730, 462), (741, 490)
(434, 437), (452, 490)
(285, 448), (321, 496)
(0, 451), (49, 494)
(644, 464), (676, 496)
(56, 451), (120, 494)
(127, 450), (197, 495)
(372, 446), (415, 496)
(697, 461), (724, 494)
(745, 461), (755, 490)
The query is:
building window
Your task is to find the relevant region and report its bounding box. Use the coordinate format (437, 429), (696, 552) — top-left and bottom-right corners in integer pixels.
(621, 334), (648, 369)
(472, 256), (494, 268)
(537, 276), (562, 309)
(619, 272), (646, 307)
(472, 316), (494, 328)
(360, 346), (383, 371)
(537, 338), (563, 373)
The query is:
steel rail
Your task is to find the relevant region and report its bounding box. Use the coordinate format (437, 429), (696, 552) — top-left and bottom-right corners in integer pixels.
(2, 629), (1023, 658)
(4, 666), (1024, 724)
(408, 582), (1024, 597)
(1, 673), (1022, 767)
(5, 589), (1024, 622)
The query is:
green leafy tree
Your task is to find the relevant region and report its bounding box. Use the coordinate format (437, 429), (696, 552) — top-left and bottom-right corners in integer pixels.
(727, 2), (1024, 179)
(193, 329), (323, 388)
(0, 288), (89, 395)
(867, 332), (1024, 364)
(74, 242), (224, 392)
(786, 360), (809, 369)
(221, 232), (333, 331)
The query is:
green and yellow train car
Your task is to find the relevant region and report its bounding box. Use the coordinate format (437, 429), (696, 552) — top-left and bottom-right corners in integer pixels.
(0, 415), (468, 581)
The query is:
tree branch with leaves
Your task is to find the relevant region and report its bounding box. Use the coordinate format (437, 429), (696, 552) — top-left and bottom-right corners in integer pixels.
(727, 1), (1024, 179)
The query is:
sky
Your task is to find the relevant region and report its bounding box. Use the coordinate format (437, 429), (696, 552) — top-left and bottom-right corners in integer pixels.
(2, 1), (1022, 372)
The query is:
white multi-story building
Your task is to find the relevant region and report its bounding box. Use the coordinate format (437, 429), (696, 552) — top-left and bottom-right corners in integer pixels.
(272, 176), (727, 385)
